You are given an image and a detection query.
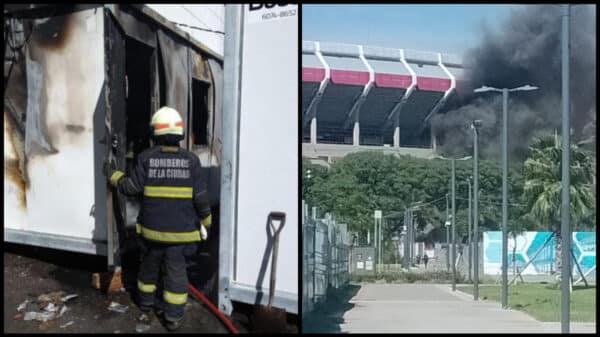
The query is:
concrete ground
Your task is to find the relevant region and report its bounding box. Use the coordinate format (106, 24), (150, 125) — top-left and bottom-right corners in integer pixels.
(4, 243), (291, 333)
(338, 283), (596, 333)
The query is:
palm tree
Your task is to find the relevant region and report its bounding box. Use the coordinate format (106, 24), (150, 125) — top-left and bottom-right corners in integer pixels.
(521, 134), (595, 281)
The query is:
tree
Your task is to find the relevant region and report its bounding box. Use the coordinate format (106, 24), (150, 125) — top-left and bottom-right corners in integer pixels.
(302, 158), (329, 207)
(521, 134), (596, 278)
(302, 151), (532, 249)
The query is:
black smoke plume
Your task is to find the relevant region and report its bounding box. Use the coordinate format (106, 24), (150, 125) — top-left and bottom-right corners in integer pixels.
(432, 4), (596, 160)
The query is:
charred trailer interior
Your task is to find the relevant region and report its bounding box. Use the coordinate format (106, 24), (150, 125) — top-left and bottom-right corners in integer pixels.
(4, 4), (223, 301)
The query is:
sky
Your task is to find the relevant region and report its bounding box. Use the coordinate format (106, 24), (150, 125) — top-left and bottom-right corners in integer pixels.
(302, 4), (526, 56)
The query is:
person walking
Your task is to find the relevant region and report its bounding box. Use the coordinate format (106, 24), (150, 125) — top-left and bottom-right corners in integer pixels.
(423, 253), (429, 269)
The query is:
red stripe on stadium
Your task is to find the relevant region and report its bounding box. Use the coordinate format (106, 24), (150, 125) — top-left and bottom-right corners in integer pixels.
(302, 67), (326, 82)
(330, 70), (370, 86)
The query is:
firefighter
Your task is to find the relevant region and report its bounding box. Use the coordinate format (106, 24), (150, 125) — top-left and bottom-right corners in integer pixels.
(107, 106), (211, 331)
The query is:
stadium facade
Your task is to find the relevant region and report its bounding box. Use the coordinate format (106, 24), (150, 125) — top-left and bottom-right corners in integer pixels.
(302, 40), (469, 164)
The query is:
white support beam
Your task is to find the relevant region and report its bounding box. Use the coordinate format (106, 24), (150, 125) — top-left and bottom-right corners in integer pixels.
(343, 45), (374, 130)
(393, 126), (400, 148)
(383, 49), (417, 130)
(310, 117), (317, 145)
(353, 121), (360, 146)
(431, 123), (437, 152)
(303, 41), (330, 129)
(421, 53), (456, 127)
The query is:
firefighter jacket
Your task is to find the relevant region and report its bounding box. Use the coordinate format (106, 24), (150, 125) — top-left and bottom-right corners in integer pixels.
(110, 145), (211, 243)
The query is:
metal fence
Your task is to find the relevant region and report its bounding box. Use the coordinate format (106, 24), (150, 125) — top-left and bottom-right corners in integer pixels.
(302, 201), (351, 314)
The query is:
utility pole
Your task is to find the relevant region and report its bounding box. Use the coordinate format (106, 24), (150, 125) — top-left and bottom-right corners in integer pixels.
(472, 120), (481, 301)
(446, 193), (450, 271)
(408, 208), (412, 267)
(379, 214), (382, 266)
(374, 210), (382, 268)
(560, 4), (571, 333)
(411, 208), (415, 266)
(467, 177), (472, 283)
(379, 217), (382, 266)
(501, 88), (509, 309)
(451, 159), (456, 291)
(374, 212), (378, 270)
(403, 210), (409, 269)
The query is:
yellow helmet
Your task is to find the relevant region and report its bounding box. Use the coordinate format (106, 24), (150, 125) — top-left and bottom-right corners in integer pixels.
(150, 106), (184, 136)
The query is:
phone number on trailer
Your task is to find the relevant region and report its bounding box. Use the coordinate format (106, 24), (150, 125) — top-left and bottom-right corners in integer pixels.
(261, 9), (297, 21)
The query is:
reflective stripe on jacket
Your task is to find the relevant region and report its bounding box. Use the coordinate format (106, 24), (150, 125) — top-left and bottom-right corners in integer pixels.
(116, 145), (211, 243)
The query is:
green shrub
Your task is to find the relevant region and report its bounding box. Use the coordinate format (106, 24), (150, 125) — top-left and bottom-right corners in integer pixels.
(351, 269), (469, 284)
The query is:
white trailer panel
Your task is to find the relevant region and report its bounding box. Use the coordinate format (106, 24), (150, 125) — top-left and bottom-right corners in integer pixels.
(4, 7), (106, 255)
(219, 4), (298, 315)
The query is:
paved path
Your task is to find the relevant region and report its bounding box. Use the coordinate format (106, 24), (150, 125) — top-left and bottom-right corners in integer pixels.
(339, 283), (596, 333)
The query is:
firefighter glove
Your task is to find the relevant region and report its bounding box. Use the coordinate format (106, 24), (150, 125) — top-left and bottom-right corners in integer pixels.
(109, 170), (125, 187)
(200, 224), (208, 241)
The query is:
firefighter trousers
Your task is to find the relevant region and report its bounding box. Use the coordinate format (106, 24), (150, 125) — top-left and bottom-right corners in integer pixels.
(137, 239), (196, 321)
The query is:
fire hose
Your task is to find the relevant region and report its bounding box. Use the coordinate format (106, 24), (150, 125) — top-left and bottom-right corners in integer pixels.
(188, 283), (240, 334)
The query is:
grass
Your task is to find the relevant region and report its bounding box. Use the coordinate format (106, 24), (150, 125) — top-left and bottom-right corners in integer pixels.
(456, 283), (596, 322)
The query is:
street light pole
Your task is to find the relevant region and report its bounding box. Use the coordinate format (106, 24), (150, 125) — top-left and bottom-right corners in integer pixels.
(467, 177), (472, 283)
(451, 159), (456, 291)
(502, 88), (509, 309)
(474, 85), (537, 306)
(404, 210), (409, 269)
(374, 212), (377, 266)
(561, 4), (571, 333)
(379, 214), (383, 266)
(472, 120), (480, 301)
(408, 208), (413, 266)
(446, 193), (450, 271)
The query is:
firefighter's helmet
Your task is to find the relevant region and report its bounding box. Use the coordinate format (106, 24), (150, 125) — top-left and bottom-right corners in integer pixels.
(150, 106), (184, 136)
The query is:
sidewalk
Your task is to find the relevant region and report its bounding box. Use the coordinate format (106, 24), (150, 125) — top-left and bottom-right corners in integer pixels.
(339, 283), (596, 333)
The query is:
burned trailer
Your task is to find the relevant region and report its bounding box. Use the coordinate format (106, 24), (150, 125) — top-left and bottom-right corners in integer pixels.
(4, 4), (223, 274)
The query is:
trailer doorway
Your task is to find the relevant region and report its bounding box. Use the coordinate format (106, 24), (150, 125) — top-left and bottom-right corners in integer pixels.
(125, 37), (153, 166)
(123, 37), (154, 230)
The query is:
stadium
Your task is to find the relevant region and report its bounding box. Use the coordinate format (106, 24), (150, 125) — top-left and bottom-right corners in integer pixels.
(302, 40), (470, 163)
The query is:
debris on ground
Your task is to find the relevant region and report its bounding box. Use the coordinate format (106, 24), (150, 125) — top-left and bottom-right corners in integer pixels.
(17, 299), (30, 312)
(61, 294), (79, 302)
(135, 323), (151, 333)
(24, 311), (56, 322)
(60, 320), (75, 328)
(138, 313), (149, 322)
(37, 291), (66, 303)
(44, 303), (59, 312)
(59, 305), (69, 316)
(18, 290), (74, 323)
(108, 301), (129, 314)
(14, 313), (24, 320)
